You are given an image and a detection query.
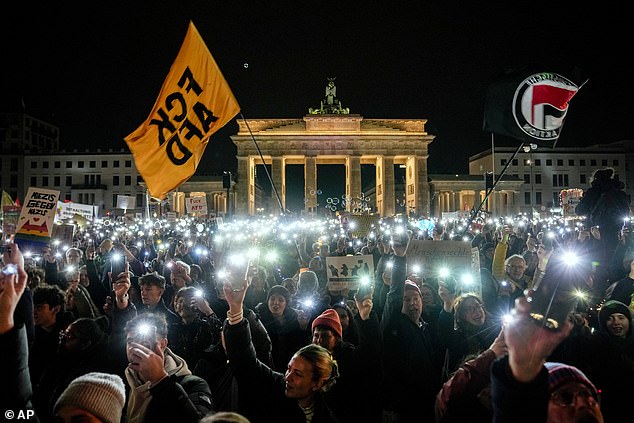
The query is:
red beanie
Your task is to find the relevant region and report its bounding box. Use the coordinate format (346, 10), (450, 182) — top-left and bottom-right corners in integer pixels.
(311, 308), (343, 338)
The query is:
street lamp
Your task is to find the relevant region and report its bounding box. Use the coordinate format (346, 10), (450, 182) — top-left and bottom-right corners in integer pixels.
(522, 143), (537, 214)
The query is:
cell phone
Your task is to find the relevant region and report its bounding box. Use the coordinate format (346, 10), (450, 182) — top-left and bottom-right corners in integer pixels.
(527, 250), (588, 330)
(133, 324), (158, 350)
(110, 256), (127, 281)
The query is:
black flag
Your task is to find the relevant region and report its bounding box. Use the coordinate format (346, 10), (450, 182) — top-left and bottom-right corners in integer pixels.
(483, 66), (583, 146)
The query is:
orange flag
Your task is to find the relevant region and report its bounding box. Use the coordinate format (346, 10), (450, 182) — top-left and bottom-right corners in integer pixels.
(125, 21), (240, 200)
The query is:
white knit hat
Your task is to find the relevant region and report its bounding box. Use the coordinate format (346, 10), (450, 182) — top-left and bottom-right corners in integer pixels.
(54, 372), (126, 423)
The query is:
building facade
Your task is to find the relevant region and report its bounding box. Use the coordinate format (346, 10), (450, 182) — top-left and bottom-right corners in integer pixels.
(469, 142), (632, 215)
(25, 149), (145, 215)
(0, 112), (60, 201)
(4, 110), (633, 220)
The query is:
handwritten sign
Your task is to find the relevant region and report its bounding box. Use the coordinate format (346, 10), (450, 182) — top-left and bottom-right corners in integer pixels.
(14, 187), (60, 253)
(185, 196), (208, 214)
(325, 254), (375, 290)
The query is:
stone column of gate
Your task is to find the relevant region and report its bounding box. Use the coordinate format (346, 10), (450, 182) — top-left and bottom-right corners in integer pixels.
(271, 156), (286, 213)
(405, 156), (430, 217)
(345, 156), (361, 212)
(383, 156), (395, 216)
(304, 156), (317, 212)
(236, 156), (251, 216)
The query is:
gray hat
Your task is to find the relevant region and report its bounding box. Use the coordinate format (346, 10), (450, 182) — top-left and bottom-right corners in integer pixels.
(54, 372), (126, 423)
(267, 284), (291, 304)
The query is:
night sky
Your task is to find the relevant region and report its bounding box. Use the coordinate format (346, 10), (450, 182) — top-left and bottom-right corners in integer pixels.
(3, 1), (633, 180)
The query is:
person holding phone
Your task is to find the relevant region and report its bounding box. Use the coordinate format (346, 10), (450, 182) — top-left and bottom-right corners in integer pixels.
(222, 277), (341, 422)
(124, 312), (213, 422)
(107, 270), (180, 349)
(491, 297), (603, 423)
(0, 242), (37, 417)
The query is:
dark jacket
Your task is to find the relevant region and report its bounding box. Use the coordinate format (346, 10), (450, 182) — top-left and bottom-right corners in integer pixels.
(194, 308), (273, 417)
(169, 314), (223, 371)
(29, 311), (75, 387)
(33, 338), (121, 423)
(380, 255), (442, 422)
(603, 275), (634, 307)
(583, 302), (634, 423)
(0, 325), (39, 421)
(254, 302), (308, 372)
(223, 318), (340, 423)
(437, 309), (500, 378)
(435, 348), (497, 423)
(84, 259), (111, 315)
(325, 312), (383, 423)
(490, 356), (549, 423)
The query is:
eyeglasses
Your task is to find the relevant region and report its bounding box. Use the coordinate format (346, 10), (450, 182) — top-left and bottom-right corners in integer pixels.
(59, 330), (81, 342)
(550, 385), (598, 407)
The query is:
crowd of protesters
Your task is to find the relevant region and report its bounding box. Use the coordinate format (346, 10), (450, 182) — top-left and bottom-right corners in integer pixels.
(1, 169), (632, 423)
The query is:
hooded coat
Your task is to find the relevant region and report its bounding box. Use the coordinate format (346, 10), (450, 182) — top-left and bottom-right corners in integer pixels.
(125, 347), (213, 423)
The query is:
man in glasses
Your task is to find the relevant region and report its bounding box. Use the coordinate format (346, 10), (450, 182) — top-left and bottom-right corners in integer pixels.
(491, 296), (603, 423)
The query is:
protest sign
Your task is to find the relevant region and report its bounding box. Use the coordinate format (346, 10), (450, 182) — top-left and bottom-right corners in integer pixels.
(325, 254), (374, 290)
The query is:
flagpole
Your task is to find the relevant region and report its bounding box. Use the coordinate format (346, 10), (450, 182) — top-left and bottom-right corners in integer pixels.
(465, 141), (525, 232)
(239, 112), (285, 216)
(145, 189), (150, 219)
(491, 133), (495, 195)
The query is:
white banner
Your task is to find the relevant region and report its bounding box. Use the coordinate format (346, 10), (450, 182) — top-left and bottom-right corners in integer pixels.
(117, 195), (136, 210)
(185, 196), (208, 214)
(55, 201), (98, 222)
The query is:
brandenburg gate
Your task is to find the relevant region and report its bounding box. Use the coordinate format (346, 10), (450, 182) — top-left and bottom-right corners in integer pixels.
(231, 80), (435, 217)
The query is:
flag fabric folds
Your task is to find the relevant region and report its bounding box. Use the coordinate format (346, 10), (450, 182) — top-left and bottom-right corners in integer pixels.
(125, 21), (240, 200)
(1, 190), (15, 207)
(483, 67), (581, 146)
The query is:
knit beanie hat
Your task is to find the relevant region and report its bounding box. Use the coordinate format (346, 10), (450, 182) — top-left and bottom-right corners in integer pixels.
(545, 362), (598, 398)
(598, 300), (632, 333)
(298, 270), (319, 291)
(312, 308), (343, 338)
(267, 284), (291, 304)
(54, 372), (126, 423)
(404, 280), (422, 297)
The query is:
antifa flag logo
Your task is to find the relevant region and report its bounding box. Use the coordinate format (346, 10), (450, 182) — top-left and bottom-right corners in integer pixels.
(512, 73), (579, 142)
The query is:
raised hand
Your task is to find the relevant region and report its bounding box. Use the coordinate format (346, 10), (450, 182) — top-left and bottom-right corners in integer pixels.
(127, 341), (168, 384)
(0, 243), (28, 333)
(504, 296), (572, 382)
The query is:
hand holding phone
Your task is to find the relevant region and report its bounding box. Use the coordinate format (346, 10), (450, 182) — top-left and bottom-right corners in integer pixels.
(110, 256), (128, 284)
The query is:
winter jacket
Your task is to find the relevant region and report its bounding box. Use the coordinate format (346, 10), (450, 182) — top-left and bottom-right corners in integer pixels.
(490, 355), (549, 423)
(223, 318), (340, 423)
(380, 255), (442, 422)
(0, 325), (38, 421)
(435, 348), (497, 423)
(125, 347), (213, 423)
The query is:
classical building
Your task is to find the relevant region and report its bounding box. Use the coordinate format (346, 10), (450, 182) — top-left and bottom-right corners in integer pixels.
(428, 173), (524, 218)
(231, 81), (436, 217)
(469, 142), (633, 215)
(164, 175), (237, 218)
